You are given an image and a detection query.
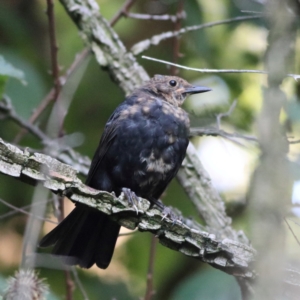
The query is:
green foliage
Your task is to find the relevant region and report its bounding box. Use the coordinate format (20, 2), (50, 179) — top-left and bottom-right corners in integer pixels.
(4, 53), (47, 119)
(170, 268), (241, 300)
(0, 55), (26, 98)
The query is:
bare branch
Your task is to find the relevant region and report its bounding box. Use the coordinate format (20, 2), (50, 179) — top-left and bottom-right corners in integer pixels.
(58, 0), (148, 94)
(132, 15), (261, 55)
(284, 218), (300, 247)
(46, 0), (61, 101)
(64, 270), (74, 300)
(110, 0), (137, 27)
(0, 203), (36, 221)
(0, 137), (256, 277)
(189, 127), (257, 142)
(170, 0), (184, 76)
(0, 97), (85, 154)
(71, 268), (89, 300)
(0, 197), (58, 225)
(0, 97), (50, 142)
(14, 0), (135, 143)
(125, 11), (186, 22)
(142, 56), (300, 79)
(216, 100), (238, 129)
(144, 236), (157, 300)
(14, 48), (91, 144)
(240, 10), (264, 15)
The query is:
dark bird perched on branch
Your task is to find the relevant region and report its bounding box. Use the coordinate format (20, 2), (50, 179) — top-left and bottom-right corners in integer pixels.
(39, 75), (211, 269)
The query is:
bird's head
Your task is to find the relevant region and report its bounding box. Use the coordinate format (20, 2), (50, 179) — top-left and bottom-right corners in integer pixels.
(143, 75), (211, 107)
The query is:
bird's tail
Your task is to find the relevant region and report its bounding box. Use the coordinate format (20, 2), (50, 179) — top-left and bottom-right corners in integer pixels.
(39, 204), (120, 269)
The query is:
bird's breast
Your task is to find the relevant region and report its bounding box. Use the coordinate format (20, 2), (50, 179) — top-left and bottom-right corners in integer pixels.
(133, 100), (189, 174)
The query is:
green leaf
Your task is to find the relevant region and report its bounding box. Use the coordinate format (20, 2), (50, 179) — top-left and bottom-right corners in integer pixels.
(0, 54), (26, 85)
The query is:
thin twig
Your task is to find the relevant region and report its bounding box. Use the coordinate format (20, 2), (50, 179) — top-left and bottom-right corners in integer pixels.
(0, 203), (33, 220)
(110, 0), (137, 26)
(46, 0), (75, 287)
(32, 47), (90, 126)
(46, 0), (61, 101)
(0, 198), (58, 224)
(125, 11), (186, 22)
(64, 270), (75, 300)
(55, 195), (74, 300)
(132, 15), (262, 55)
(1, 97), (83, 153)
(14, 0), (137, 143)
(144, 235), (157, 300)
(284, 218), (300, 247)
(240, 10), (264, 14)
(189, 127), (258, 142)
(216, 100), (238, 129)
(0, 97), (50, 142)
(191, 99), (257, 145)
(171, 0), (184, 76)
(14, 47), (91, 144)
(71, 268), (89, 300)
(142, 56), (300, 79)
(288, 218), (300, 227)
(143, 56), (267, 73)
(1, 98), (91, 168)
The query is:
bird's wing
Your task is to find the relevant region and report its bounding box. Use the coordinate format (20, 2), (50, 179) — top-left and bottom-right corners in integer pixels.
(85, 109), (122, 185)
(152, 141), (189, 200)
(152, 163), (182, 200)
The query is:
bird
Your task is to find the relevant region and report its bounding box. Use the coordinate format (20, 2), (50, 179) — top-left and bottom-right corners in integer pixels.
(39, 75), (211, 269)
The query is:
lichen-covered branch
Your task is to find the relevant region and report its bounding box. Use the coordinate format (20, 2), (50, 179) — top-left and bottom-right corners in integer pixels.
(131, 16), (261, 55)
(58, 0), (148, 95)
(0, 138), (256, 278)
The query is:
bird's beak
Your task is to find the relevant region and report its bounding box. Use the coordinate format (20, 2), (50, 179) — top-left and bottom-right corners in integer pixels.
(184, 86), (211, 94)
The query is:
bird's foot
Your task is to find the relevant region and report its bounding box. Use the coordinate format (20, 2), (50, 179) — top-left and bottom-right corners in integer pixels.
(122, 188), (140, 215)
(161, 206), (182, 226)
(149, 197), (164, 211)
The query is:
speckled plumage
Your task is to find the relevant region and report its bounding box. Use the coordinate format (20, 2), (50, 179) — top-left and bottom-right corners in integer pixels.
(39, 75), (210, 269)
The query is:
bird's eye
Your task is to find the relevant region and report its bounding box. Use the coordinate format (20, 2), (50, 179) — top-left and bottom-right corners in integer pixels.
(169, 80), (177, 87)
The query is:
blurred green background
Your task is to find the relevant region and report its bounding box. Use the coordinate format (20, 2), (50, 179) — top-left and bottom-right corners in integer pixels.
(0, 0), (300, 299)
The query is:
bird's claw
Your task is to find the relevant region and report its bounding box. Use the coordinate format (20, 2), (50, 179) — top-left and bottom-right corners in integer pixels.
(122, 187), (140, 215)
(161, 206), (182, 226)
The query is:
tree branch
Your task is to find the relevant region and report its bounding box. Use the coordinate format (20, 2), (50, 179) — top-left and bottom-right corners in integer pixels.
(142, 56), (300, 79)
(0, 137), (255, 278)
(2, 137), (300, 294)
(131, 15), (261, 55)
(46, 0), (61, 101)
(125, 11), (186, 22)
(59, 0), (148, 95)
(189, 127), (257, 143)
